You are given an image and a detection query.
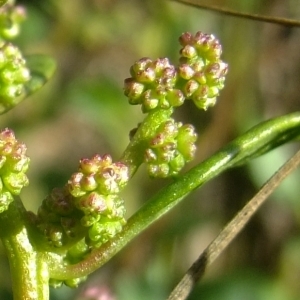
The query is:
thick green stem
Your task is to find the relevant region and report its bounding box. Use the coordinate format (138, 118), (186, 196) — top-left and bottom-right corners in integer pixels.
(0, 198), (49, 300)
(49, 112), (300, 280)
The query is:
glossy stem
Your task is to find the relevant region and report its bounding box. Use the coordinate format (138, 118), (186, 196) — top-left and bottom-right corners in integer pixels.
(0, 198), (49, 300)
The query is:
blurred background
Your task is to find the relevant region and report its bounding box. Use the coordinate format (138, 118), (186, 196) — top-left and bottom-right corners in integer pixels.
(1, 0), (300, 299)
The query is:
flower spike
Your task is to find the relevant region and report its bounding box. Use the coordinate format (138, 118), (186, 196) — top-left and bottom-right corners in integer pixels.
(0, 128), (29, 213)
(178, 31), (228, 110)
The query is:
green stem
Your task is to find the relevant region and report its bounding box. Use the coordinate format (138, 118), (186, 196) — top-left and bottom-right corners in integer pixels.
(49, 111), (300, 280)
(0, 198), (49, 300)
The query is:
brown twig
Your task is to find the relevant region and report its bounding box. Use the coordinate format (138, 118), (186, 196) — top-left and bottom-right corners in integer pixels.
(168, 148), (300, 300)
(171, 0), (300, 27)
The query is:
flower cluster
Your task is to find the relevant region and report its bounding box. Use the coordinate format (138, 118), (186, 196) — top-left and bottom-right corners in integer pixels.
(144, 119), (197, 177)
(35, 188), (84, 248)
(0, 128), (29, 213)
(0, 0), (26, 44)
(177, 31), (228, 110)
(0, 43), (31, 113)
(124, 31), (228, 112)
(67, 154), (128, 247)
(124, 57), (185, 112)
(36, 154), (129, 249)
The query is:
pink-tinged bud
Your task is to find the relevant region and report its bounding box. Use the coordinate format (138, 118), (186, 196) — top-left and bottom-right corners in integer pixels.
(124, 57), (186, 112)
(179, 32), (193, 46)
(76, 192), (107, 215)
(177, 32), (228, 110)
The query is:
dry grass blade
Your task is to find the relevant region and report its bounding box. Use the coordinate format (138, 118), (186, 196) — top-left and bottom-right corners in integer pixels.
(171, 0), (300, 27)
(168, 148), (300, 300)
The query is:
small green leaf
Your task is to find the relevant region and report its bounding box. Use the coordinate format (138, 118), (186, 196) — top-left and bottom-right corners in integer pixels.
(24, 54), (56, 95)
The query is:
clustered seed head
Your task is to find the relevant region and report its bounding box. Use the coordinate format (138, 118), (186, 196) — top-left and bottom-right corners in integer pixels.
(0, 1), (26, 44)
(177, 31), (228, 110)
(0, 43), (31, 112)
(67, 154), (128, 247)
(144, 119), (197, 177)
(124, 57), (185, 112)
(0, 128), (29, 213)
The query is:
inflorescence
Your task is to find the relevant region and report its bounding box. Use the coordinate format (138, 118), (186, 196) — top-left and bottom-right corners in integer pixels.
(124, 31), (228, 178)
(0, 0), (30, 113)
(124, 31), (228, 112)
(0, 128), (29, 213)
(0, 29), (227, 288)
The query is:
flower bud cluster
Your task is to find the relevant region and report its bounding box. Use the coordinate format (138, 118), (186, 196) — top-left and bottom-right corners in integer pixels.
(0, 128), (29, 213)
(177, 31), (228, 110)
(36, 155), (128, 249)
(36, 187), (84, 248)
(0, 1), (26, 44)
(144, 119), (197, 177)
(0, 43), (31, 112)
(124, 57), (185, 112)
(67, 154), (128, 247)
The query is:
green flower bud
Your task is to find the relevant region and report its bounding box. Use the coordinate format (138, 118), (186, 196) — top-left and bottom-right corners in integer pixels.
(0, 43), (31, 112)
(87, 215), (125, 246)
(178, 31), (228, 110)
(0, 128), (29, 213)
(64, 276), (87, 288)
(124, 57), (185, 112)
(144, 119), (197, 177)
(49, 279), (63, 289)
(66, 238), (89, 264)
(0, 1), (26, 43)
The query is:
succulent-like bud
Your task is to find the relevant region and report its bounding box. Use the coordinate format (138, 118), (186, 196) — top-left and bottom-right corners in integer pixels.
(0, 43), (31, 112)
(124, 57), (185, 112)
(178, 31), (228, 110)
(144, 119), (197, 177)
(0, 128), (29, 213)
(0, 1), (26, 44)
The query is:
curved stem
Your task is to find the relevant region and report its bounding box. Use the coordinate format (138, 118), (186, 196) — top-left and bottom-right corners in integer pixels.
(167, 148), (300, 300)
(171, 0), (300, 27)
(0, 198), (49, 300)
(49, 112), (300, 280)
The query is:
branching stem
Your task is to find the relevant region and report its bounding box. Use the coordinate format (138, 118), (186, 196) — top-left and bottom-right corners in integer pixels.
(48, 112), (300, 280)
